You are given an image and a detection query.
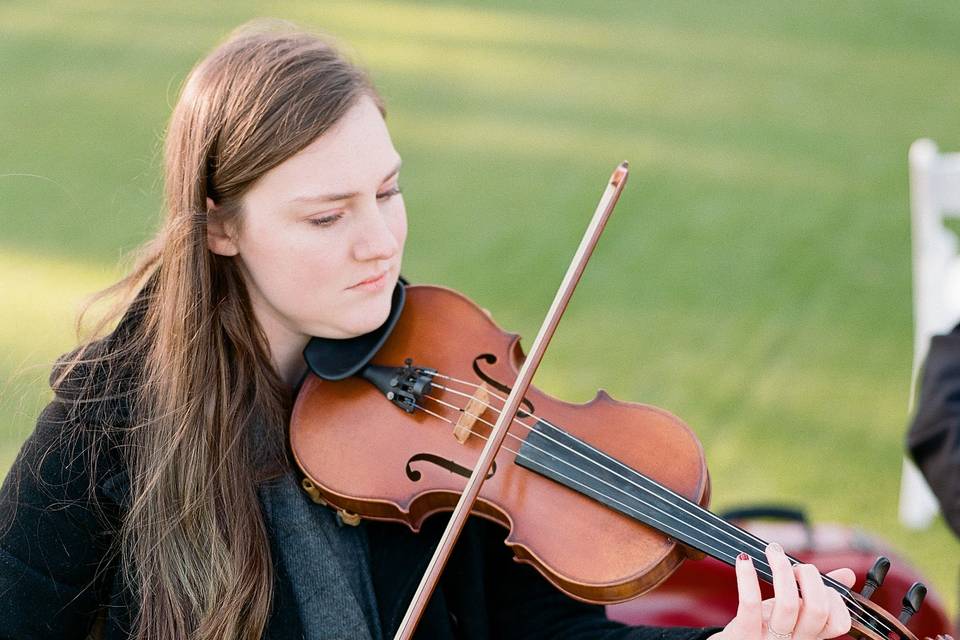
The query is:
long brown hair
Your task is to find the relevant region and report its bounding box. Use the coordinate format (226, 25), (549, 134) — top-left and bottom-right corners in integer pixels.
(56, 20), (384, 639)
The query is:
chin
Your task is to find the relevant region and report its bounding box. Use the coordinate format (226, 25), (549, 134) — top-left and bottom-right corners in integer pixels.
(345, 294), (394, 337)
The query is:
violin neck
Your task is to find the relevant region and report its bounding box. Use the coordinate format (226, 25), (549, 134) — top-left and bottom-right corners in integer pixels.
(516, 419), (915, 640)
(516, 420), (916, 640)
(518, 419), (813, 585)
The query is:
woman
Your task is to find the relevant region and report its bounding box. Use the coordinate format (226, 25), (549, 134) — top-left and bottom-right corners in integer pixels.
(0, 21), (855, 640)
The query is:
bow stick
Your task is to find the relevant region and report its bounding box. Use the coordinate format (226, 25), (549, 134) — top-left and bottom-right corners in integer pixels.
(393, 161), (631, 639)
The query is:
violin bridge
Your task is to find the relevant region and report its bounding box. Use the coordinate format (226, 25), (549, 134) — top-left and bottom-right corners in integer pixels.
(453, 383), (489, 444)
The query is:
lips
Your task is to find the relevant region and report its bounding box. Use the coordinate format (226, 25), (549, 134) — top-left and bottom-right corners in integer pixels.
(348, 269), (389, 289)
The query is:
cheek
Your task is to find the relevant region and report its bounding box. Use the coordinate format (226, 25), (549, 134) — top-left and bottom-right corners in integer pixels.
(241, 226), (348, 308)
(390, 204), (409, 250)
(282, 239), (351, 302)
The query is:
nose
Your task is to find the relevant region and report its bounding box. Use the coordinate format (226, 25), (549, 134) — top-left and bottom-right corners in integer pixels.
(352, 201), (400, 263)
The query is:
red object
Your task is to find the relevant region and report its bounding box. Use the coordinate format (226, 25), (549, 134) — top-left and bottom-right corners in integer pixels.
(607, 518), (955, 639)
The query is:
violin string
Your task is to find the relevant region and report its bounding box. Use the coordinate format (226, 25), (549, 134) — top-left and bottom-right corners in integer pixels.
(433, 381), (898, 639)
(431, 375), (871, 605)
(428, 381), (778, 568)
(421, 392), (892, 637)
(428, 378), (890, 635)
(427, 382), (790, 570)
(416, 397), (769, 572)
(423, 391), (781, 582)
(413, 396), (882, 633)
(426, 374), (889, 635)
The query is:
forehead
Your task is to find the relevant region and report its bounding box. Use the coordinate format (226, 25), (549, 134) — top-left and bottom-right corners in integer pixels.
(252, 96), (399, 198)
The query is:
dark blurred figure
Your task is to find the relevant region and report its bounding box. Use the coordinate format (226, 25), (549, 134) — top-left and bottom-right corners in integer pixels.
(908, 323), (960, 537)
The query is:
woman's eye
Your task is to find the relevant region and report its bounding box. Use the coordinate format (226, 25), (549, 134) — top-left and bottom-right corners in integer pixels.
(308, 213), (343, 227)
(308, 187), (400, 226)
(377, 185), (403, 200)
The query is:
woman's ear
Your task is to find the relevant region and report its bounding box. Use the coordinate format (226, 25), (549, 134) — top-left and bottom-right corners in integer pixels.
(206, 197), (240, 256)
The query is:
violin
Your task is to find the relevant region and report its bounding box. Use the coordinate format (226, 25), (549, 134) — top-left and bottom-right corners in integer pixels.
(289, 164), (940, 640)
(290, 285), (932, 640)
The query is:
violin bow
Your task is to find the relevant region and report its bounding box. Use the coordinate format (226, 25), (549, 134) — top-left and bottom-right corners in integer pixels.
(393, 161), (630, 639)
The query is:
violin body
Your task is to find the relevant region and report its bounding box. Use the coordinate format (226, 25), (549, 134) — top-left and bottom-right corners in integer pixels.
(291, 284), (711, 604)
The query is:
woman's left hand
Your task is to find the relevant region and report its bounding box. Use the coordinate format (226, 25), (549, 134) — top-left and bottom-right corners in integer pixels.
(709, 542), (856, 640)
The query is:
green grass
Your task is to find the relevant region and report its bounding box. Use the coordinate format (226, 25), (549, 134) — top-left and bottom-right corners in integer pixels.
(2, 0), (959, 623)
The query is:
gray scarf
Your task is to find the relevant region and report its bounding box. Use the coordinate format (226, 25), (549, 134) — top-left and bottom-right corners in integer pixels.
(257, 472), (383, 640)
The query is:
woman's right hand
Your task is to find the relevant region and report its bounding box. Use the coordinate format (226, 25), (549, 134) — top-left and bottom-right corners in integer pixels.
(709, 542), (854, 640)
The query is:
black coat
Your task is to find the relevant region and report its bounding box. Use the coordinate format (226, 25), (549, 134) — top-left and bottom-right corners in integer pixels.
(908, 323), (960, 537)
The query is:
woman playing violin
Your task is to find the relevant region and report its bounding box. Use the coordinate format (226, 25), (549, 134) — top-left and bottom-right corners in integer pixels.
(0, 21), (856, 640)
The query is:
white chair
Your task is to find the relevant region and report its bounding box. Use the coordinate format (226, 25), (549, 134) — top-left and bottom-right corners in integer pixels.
(900, 138), (960, 528)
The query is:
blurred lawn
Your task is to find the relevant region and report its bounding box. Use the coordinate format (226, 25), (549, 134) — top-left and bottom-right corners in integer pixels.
(2, 0), (959, 622)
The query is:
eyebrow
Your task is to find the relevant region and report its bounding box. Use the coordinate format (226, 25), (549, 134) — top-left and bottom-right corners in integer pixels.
(288, 160), (402, 205)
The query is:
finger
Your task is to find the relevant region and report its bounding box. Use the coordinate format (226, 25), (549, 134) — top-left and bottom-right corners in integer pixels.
(820, 568), (854, 638)
(761, 598), (774, 621)
(820, 585), (852, 638)
(765, 542), (800, 637)
(793, 564), (830, 638)
(824, 567), (856, 588)
(725, 552), (763, 638)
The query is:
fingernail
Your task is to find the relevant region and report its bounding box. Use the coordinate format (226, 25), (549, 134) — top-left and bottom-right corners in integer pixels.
(737, 552), (750, 562)
(767, 542), (783, 554)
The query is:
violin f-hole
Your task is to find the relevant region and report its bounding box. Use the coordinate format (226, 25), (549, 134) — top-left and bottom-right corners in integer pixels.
(405, 453), (497, 482)
(472, 354), (535, 418)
